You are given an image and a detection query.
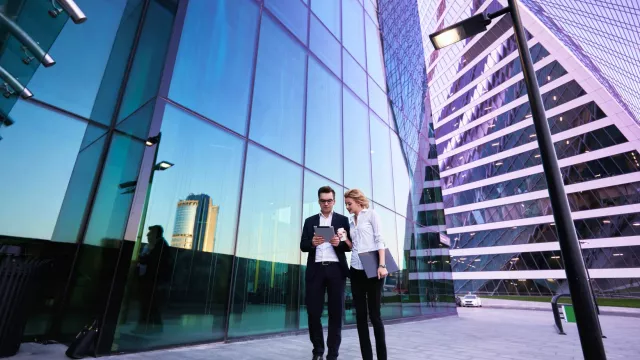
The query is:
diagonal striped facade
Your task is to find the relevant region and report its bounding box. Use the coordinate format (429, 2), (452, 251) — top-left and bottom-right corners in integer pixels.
(416, 0), (640, 298)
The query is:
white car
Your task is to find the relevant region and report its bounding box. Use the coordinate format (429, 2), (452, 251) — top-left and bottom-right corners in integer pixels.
(461, 294), (482, 307)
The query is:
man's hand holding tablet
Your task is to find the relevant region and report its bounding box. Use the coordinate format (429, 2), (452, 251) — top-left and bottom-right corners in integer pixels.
(313, 226), (335, 247)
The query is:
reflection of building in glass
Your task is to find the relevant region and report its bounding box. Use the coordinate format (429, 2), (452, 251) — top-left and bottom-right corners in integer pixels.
(171, 194), (219, 252)
(379, 0), (455, 307)
(418, 0), (640, 298)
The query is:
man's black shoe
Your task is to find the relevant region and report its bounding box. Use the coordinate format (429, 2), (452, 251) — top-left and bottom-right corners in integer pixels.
(312, 356), (323, 360)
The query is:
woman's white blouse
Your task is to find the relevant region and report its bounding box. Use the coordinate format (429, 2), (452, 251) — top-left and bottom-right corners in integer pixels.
(349, 209), (386, 270)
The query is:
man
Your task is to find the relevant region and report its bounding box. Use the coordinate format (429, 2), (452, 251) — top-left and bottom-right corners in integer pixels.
(300, 186), (352, 360)
(135, 225), (171, 334)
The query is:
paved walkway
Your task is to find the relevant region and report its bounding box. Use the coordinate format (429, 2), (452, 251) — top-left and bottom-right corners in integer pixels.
(110, 308), (638, 360)
(13, 308), (640, 359)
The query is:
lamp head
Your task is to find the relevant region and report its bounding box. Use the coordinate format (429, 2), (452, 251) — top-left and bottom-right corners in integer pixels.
(145, 134), (161, 146)
(429, 13), (491, 49)
(155, 161), (174, 171)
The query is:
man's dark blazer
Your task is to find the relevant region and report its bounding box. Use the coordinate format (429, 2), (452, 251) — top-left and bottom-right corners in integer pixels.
(300, 213), (352, 280)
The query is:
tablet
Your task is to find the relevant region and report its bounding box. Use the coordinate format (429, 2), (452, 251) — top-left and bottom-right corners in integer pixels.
(314, 226), (335, 243)
(358, 249), (399, 278)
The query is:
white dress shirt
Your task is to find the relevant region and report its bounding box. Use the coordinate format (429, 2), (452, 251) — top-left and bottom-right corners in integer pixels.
(315, 211), (339, 263)
(349, 209), (386, 270)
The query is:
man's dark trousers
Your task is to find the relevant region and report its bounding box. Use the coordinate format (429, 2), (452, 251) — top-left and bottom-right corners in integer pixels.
(307, 261), (345, 360)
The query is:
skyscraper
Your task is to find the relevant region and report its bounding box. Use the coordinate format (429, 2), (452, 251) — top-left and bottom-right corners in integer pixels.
(171, 194), (219, 253)
(418, 0), (640, 298)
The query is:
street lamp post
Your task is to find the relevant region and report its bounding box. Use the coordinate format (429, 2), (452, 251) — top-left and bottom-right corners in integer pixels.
(130, 133), (174, 261)
(429, 1), (606, 359)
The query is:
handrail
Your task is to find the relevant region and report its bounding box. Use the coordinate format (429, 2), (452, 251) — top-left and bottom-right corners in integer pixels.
(551, 294), (571, 335)
(551, 294), (606, 338)
(0, 65), (32, 98)
(0, 12), (55, 67)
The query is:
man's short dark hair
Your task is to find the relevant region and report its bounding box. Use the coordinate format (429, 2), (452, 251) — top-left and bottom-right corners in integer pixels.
(318, 186), (335, 199)
(148, 225), (164, 236)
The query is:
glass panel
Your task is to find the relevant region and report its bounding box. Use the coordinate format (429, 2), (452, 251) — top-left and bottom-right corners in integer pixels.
(249, 14), (306, 163)
(395, 215), (418, 317)
(305, 58), (342, 183)
(82, 133), (145, 246)
(117, 0), (175, 121)
(343, 49), (367, 102)
(364, 0), (377, 24)
(229, 144), (303, 337)
(113, 104), (244, 350)
(169, 0), (259, 134)
(265, 0), (309, 44)
(343, 88), (372, 196)
(89, 0), (147, 127)
(365, 15), (385, 89)
(0, 100), (88, 241)
(370, 113), (394, 210)
(116, 98), (156, 139)
(395, 214), (408, 270)
(309, 15), (341, 77)
(368, 76), (388, 124)
(342, 0), (366, 66)
(51, 129), (107, 244)
(144, 104), (244, 255)
(391, 135), (411, 216)
(310, 0), (340, 39)
(28, 0), (128, 120)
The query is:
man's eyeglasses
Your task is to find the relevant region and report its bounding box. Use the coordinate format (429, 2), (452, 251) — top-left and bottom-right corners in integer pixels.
(319, 199), (334, 204)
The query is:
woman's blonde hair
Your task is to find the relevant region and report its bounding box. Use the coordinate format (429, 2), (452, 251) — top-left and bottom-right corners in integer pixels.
(344, 189), (370, 209)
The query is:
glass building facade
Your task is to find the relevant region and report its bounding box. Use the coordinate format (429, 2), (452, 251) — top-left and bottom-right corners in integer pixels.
(0, 0), (455, 355)
(418, 0), (640, 299)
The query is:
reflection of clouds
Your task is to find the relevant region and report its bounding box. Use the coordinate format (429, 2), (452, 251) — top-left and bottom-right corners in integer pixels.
(209, 144), (232, 149)
(274, 207), (291, 224)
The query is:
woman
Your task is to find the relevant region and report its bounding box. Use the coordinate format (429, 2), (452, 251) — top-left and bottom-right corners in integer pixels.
(344, 189), (388, 360)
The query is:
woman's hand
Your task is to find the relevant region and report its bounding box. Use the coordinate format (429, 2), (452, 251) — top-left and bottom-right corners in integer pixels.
(330, 235), (340, 247)
(377, 266), (388, 279)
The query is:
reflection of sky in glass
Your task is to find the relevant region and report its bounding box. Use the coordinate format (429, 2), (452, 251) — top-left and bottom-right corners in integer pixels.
(343, 88), (373, 196)
(343, 49), (368, 102)
(249, 14), (306, 163)
(390, 135), (411, 213)
(365, 15), (386, 89)
(310, 15), (342, 77)
(370, 112), (395, 210)
(0, 0), (416, 258)
(143, 105), (245, 255)
(236, 145), (303, 264)
(28, 0), (127, 119)
(0, 100), (86, 240)
(342, 0), (366, 66)
(265, 0), (309, 44)
(305, 58), (343, 183)
(311, 0), (341, 38)
(373, 204), (398, 262)
(169, 0), (259, 135)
